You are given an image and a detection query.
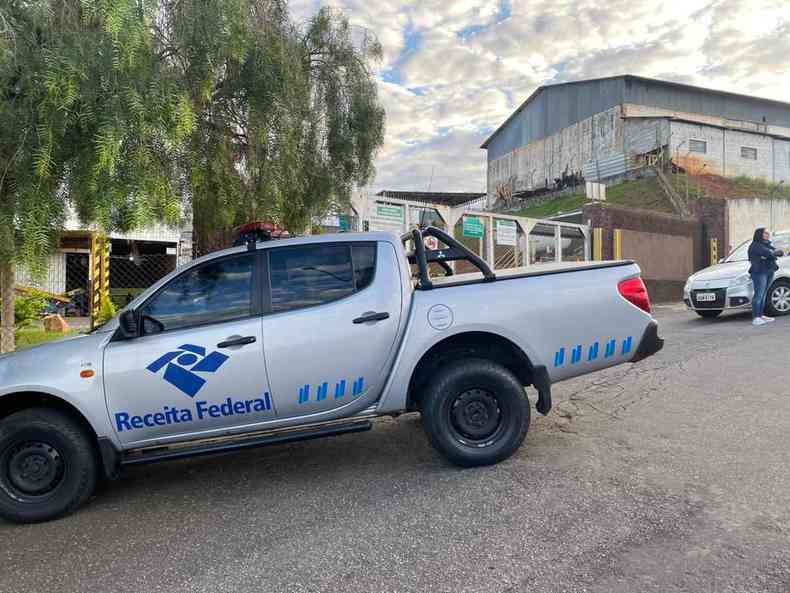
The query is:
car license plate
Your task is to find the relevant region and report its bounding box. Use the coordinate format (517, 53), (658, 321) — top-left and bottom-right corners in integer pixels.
(696, 292), (717, 302)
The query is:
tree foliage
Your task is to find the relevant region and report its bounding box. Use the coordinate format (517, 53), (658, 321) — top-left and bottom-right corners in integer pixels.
(0, 0), (385, 272)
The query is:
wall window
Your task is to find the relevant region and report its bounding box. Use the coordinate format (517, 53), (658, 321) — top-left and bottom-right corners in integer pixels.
(741, 146), (758, 160)
(689, 139), (707, 154)
(269, 243), (376, 313)
(141, 254), (254, 333)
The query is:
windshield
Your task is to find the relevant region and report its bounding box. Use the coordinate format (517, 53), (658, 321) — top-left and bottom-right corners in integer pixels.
(726, 240), (750, 262)
(726, 232), (790, 262)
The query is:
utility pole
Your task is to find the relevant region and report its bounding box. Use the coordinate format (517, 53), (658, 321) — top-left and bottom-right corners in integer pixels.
(770, 180), (785, 232)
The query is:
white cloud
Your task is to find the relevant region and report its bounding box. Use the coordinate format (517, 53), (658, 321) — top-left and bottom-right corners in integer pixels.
(290, 0), (790, 193)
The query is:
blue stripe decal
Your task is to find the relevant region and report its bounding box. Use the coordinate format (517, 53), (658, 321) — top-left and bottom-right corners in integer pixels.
(554, 348), (565, 368)
(335, 380), (346, 399)
(298, 384), (310, 404)
(604, 339), (616, 358)
(588, 342), (599, 361)
(316, 382), (328, 401)
(622, 336), (633, 355)
(352, 377), (365, 396)
(571, 345), (582, 364)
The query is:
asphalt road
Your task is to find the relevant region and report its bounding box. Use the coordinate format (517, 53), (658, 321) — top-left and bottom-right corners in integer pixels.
(2, 307), (789, 593)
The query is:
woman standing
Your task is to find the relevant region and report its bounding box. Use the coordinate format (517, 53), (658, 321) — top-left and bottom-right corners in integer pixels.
(748, 227), (781, 326)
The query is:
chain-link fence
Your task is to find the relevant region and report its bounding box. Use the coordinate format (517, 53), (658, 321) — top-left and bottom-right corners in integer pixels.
(109, 254), (176, 308)
(64, 252), (91, 317)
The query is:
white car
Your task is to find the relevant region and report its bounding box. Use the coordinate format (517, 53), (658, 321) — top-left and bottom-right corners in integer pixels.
(684, 231), (790, 318)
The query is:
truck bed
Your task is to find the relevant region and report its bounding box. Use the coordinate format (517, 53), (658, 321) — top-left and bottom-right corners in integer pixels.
(427, 260), (636, 289)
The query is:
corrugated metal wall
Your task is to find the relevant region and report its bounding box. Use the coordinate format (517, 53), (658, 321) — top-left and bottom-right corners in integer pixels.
(623, 78), (790, 129)
(581, 153), (636, 182)
(486, 78), (626, 160)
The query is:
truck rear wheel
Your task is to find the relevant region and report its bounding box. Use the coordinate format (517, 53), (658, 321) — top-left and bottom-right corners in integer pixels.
(419, 359), (530, 467)
(0, 408), (97, 524)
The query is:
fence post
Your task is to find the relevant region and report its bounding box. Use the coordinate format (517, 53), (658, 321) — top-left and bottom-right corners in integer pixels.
(709, 238), (719, 266)
(613, 229), (623, 260)
(91, 235), (110, 329)
(592, 228), (603, 261)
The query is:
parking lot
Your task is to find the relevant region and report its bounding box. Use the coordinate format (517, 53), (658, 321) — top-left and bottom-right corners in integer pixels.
(2, 307), (789, 593)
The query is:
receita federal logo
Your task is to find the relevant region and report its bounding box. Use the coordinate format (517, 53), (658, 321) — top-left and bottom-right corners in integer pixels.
(146, 344), (229, 397)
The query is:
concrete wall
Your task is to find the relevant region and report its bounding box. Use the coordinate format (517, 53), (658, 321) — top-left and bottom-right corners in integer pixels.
(727, 198), (790, 253)
(488, 110), (790, 206)
(667, 121), (790, 183)
(583, 199), (728, 301)
(487, 105), (623, 199)
(620, 229), (693, 281)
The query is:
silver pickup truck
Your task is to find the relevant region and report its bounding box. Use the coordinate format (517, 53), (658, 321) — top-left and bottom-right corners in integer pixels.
(0, 227), (663, 523)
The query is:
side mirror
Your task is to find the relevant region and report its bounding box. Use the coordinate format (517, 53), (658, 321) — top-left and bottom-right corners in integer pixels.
(117, 310), (140, 339)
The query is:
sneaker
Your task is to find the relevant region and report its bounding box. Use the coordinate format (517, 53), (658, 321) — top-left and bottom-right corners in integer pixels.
(762, 316), (775, 322)
(753, 318), (767, 326)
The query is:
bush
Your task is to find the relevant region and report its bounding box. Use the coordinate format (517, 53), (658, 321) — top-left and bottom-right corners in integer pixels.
(12, 290), (49, 330)
(95, 293), (118, 327)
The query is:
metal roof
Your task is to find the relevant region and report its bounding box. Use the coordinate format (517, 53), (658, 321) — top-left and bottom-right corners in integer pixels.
(376, 190), (486, 207)
(481, 74), (790, 151)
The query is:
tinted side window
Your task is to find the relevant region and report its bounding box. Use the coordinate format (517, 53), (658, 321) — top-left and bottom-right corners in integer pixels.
(269, 243), (377, 313)
(352, 243), (376, 291)
(140, 254), (254, 333)
(270, 245), (354, 313)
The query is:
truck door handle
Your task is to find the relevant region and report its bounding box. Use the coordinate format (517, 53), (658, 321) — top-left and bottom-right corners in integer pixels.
(353, 312), (390, 324)
(217, 336), (256, 348)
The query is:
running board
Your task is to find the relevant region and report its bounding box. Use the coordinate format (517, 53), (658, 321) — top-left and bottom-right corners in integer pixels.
(120, 419), (373, 466)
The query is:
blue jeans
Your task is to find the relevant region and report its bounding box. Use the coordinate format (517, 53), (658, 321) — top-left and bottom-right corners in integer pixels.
(751, 272), (773, 318)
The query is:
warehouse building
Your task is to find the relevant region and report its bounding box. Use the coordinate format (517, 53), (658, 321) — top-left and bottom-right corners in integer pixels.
(482, 75), (790, 205)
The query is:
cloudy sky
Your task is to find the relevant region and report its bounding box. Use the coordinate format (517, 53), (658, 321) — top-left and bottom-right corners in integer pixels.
(290, 0), (790, 193)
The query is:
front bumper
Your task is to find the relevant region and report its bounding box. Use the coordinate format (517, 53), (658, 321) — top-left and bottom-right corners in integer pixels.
(683, 283), (752, 311)
(631, 320), (664, 363)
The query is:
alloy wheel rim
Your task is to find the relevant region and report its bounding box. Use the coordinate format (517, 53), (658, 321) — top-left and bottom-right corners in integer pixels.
(771, 286), (790, 312)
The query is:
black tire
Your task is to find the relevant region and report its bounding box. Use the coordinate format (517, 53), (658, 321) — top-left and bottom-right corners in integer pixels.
(695, 309), (722, 319)
(765, 280), (790, 317)
(0, 408), (97, 524)
(419, 358), (530, 467)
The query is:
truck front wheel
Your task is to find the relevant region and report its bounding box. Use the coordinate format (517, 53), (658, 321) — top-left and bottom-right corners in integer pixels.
(0, 408), (98, 524)
(419, 359), (530, 467)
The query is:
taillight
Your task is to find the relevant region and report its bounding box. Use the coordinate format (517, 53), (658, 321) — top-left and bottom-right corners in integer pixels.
(618, 277), (652, 313)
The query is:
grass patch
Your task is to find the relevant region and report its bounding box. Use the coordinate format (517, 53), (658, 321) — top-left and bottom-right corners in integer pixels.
(16, 327), (79, 350)
(729, 176), (790, 199)
(512, 175), (676, 219)
(604, 176), (675, 212)
(513, 193), (587, 218)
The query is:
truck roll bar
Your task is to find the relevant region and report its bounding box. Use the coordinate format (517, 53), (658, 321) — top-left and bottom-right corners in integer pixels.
(401, 226), (496, 289)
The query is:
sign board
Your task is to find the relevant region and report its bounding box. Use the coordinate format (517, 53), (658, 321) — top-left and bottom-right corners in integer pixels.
(370, 203), (405, 234)
(338, 215), (351, 232)
(585, 181), (606, 201)
(462, 216), (485, 239)
(496, 219), (517, 246)
(322, 214), (340, 227)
